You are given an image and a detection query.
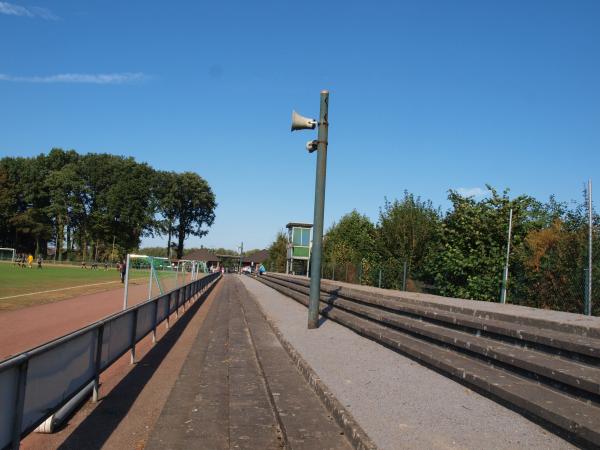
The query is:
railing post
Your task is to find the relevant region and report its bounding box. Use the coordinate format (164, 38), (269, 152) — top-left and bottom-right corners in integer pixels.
(11, 358), (29, 450)
(165, 292), (171, 330)
(130, 309), (138, 364)
(152, 298), (159, 344)
(92, 324), (104, 402)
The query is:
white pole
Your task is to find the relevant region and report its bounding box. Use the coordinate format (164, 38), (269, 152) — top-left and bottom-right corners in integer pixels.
(123, 254), (131, 310)
(500, 208), (513, 304)
(587, 179), (593, 316)
(147, 257), (153, 300)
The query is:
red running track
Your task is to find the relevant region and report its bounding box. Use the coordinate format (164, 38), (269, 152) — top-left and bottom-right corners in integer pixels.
(0, 278), (189, 360)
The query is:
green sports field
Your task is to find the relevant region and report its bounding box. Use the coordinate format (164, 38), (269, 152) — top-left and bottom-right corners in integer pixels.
(0, 262), (149, 311)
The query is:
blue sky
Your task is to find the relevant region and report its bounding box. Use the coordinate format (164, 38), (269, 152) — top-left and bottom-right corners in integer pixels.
(1, 0), (599, 251)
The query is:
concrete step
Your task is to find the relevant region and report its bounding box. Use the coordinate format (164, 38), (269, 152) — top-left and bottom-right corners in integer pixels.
(257, 274), (600, 448)
(266, 273), (600, 360)
(263, 275), (600, 398)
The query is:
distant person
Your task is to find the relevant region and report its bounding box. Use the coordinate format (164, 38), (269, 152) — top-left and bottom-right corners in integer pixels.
(81, 261), (87, 269)
(104, 262), (109, 270)
(120, 260), (127, 283)
(259, 264), (266, 276)
(27, 254), (33, 268)
(37, 255), (43, 269)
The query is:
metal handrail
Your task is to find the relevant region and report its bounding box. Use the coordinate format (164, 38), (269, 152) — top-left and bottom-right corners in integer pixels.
(0, 272), (221, 450)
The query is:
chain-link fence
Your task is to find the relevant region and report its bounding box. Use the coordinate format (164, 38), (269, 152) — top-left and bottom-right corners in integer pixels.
(321, 253), (600, 316)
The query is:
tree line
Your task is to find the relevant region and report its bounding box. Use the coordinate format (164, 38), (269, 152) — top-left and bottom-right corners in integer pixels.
(0, 149), (216, 260)
(266, 186), (598, 314)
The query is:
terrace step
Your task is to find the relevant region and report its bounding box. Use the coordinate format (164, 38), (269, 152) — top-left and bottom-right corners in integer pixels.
(257, 274), (600, 448)
(267, 273), (600, 360)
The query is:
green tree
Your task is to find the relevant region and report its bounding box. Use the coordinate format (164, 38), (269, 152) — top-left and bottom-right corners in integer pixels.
(171, 172), (216, 258)
(376, 192), (440, 288)
(265, 231), (287, 272)
(424, 186), (539, 301)
(323, 210), (377, 283)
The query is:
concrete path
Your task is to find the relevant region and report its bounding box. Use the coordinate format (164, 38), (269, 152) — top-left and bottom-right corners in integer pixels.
(239, 275), (576, 450)
(22, 275), (218, 450)
(147, 275), (352, 450)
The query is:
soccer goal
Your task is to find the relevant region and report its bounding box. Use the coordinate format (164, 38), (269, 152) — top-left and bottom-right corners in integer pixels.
(0, 247), (15, 262)
(122, 254), (207, 310)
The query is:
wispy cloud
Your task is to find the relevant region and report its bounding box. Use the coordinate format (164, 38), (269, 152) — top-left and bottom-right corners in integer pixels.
(0, 72), (148, 84)
(455, 187), (488, 198)
(0, 2), (58, 19)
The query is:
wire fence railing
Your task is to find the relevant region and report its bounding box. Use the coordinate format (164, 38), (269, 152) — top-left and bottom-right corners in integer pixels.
(321, 260), (599, 316)
(0, 272), (221, 450)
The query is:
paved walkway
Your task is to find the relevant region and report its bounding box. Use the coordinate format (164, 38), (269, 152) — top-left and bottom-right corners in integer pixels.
(239, 275), (575, 450)
(147, 275), (352, 450)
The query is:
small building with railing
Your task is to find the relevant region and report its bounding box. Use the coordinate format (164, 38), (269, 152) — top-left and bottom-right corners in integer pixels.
(286, 222), (312, 276)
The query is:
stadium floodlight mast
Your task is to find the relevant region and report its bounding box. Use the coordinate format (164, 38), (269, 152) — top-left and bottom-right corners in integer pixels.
(291, 90), (329, 329)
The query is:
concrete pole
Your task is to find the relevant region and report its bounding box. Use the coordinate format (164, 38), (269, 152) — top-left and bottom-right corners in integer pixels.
(500, 208), (513, 304)
(308, 90), (329, 329)
(239, 242), (243, 274)
(402, 261), (407, 291)
(586, 180), (593, 316)
(123, 254), (131, 310)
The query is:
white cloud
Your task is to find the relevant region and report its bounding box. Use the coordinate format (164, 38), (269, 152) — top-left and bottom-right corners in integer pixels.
(0, 72), (148, 84)
(0, 2), (57, 19)
(455, 187), (488, 198)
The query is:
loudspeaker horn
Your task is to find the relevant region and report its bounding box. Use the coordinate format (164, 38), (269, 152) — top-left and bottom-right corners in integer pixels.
(291, 110), (317, 131)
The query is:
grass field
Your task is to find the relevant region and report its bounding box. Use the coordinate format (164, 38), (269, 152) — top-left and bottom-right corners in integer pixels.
(0, 262), (150, 311)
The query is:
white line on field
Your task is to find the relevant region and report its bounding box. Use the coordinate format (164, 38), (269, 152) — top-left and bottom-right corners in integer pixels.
(0, 280), (124, 300)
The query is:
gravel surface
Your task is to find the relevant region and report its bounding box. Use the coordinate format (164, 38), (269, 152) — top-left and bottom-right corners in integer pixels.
(239, 275), (576, 450)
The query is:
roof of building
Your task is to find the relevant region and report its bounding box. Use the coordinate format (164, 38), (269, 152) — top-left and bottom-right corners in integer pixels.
(286, 222), (313, 229)
(184, 248), (219, 261)
(243, 249), (269, 264)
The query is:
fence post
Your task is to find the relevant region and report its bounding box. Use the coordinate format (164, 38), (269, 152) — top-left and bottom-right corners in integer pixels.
(130, 309), (138, 364)
(586, 178), (593, 316)
(332, 265), (335, 281)
(11, 358), (29, 450)
(402, 261), (407, 291)
(378, 268), (382, 288)
(92, 324), (104, 402)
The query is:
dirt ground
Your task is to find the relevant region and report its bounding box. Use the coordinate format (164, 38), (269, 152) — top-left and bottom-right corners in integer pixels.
(0, 274), (192, 359)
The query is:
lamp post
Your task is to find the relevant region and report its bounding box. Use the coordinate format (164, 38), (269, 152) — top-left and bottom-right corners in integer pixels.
(291, 90), (329, 329)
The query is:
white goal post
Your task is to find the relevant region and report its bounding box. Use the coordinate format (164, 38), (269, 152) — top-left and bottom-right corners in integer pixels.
(0, 247), (15, 262)
(122, 254), (207, 310)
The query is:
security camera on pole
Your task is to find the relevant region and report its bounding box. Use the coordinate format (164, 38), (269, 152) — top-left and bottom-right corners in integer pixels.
(291, 90), (329, 329)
